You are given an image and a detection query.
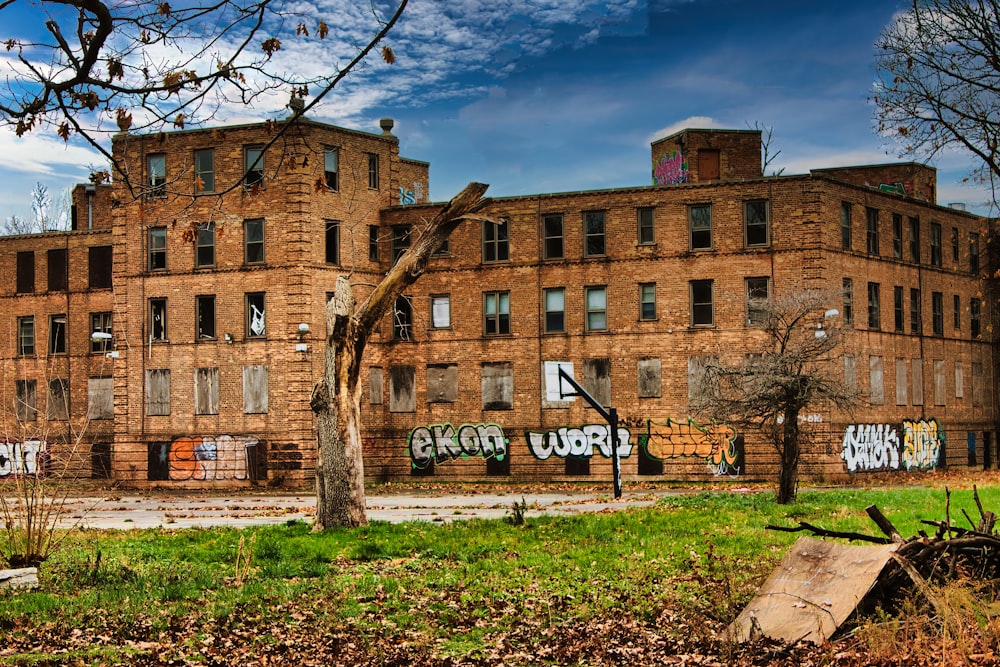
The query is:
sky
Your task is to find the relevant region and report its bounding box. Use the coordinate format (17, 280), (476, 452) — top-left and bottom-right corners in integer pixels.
(0, 0), (995, 226)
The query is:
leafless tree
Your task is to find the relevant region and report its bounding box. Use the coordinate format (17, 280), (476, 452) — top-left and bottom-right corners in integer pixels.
(689, 291), (858, 504)
(873, 0), (1000, 205)
(749, 121), (785, 177)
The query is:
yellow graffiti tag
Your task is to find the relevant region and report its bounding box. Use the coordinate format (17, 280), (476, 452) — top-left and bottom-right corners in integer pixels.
(642, 418), (738, 466)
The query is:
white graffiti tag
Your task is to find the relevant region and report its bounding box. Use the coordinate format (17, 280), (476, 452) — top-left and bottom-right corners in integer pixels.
(841, 424), (900, 472)
(525, 425), (632, 461)
(0, 439), (45, 476)
(409, 423), (507, 468)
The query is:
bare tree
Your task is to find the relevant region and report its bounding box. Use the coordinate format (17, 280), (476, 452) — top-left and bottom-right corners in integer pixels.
(748, 121), (785, 177)
(873, 0), (1000, 204)
(689, 291), (857, 504)
(1, 214), (32, 236)
(312, 183), (491, 528)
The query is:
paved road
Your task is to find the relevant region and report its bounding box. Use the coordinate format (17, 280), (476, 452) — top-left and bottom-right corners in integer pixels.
(57, 488), (694, 529)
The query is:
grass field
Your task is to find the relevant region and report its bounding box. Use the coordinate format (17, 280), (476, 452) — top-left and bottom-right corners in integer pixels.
(1, 480), (998, 666)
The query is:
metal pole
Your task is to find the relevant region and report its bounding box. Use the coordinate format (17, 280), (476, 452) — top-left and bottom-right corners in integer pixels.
(610, 406), (621, 499)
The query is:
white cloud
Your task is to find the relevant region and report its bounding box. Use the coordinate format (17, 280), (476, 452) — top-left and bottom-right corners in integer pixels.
(0, 130), (104, 177)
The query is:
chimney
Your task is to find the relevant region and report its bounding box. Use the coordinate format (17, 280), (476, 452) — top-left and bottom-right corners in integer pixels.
(380, 118), (395, 137)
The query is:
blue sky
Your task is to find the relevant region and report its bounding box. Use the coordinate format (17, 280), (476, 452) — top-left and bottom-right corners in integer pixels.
(0, 0), (993, 225)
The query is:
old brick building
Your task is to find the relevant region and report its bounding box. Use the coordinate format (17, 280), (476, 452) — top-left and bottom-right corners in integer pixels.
(0, 118), (995, 487)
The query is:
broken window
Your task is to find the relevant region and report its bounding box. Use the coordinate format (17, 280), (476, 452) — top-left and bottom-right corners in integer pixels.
(746, 277), (770, 326)
(243, 365), (269, 414)
(145, 369), (171, 416)
(865, 207), (879, 255)
(47, 378), (68, 420)
(197, 295), (216, 339)
(388, 365), (415, 413)
(91, 312), (113, 353)
(430, 295), (450, 329)
(48, 314), (66, 354)
(15, 379), (37, 422)
(150, 298), (167, 341)
(194, 367), (219, 415)
(392, 296), (413, 341)
(391, 225), (410, 264)
(246, 292), (266, 338)
(88, 377), (113, 420)
(481, 362), (513, 410)
(148, 153), (166, 197)
(325, 220), (340, 264)
(369, 225), (380, 262)
(244, 145), (264, 188)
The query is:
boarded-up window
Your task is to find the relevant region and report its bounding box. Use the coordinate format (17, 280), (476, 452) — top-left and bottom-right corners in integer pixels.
(482, 362), (513, 410)
(47, 248), (68, 291)
(194, 368), (219, 415)
(912, 359), (924, 406)
(973, 362), (984, 407)
(955, 363), (964, 399)
(15, 379), (37, 422)
(895, 359), (908, 406)
(47, 378), (69, 420)
(637, 358), (662, 398)
(145, 369), (170, 416)
(582, 358), (611, 407)
(243, 365), (268, 414)
(369, 367), (383, 405)
(698, 149), (720, 181)
(91, 441), (111, 478)
(427, 364), (458, 403)
(88, 245), (113, 289)
(16, 251), (34, 293)
(844, 355), (857, 392)
(869, 356), (884, 406)
(389, 365), (415, 413)
(934, 360), (946, 406)
(688, 355), (717, 403)
(88, 377), (113, 420)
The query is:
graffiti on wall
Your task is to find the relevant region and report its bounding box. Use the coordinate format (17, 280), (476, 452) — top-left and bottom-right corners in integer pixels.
(525, 425), (633, 461)
(408, 423), (508, 469)
(399, 187), (416, 205)
(0, 439), (45, 477)
(841, 419), (943, 472)
(150, 435), (262, 481)
(636, 418), (741, 475)
(653, 151), (689, 185)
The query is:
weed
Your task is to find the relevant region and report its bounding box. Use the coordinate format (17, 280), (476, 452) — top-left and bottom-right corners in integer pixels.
(505, 497), (529, 525)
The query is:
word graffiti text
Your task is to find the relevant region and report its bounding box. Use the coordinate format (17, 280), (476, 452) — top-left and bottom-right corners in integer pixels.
(525, 425), (632, 460)
(409, 423), (507, 468)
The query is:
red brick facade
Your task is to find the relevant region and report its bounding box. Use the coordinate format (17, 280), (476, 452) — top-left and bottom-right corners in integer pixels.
(0, 119), (996, 487)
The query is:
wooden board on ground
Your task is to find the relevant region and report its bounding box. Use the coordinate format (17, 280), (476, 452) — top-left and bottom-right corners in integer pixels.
(0, 567), (38, 590)
(729, 536), (898, 644)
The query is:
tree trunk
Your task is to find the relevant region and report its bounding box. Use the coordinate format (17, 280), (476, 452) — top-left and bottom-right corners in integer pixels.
(776, 410), (800, 505)
(312, 183), (491, 529)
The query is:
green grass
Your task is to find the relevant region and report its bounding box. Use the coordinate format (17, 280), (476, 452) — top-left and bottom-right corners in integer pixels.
(0, 483), (996, 665)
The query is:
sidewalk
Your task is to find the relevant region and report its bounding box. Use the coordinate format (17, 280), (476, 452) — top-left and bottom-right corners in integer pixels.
(58, 487), (688, 529)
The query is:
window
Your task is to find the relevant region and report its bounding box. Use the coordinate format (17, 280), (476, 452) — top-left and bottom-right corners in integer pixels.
(246, 292), (266, 338)
(430, 295), (450, 328)
(640, 283), (657, 320)
(867, 282), (881, 329)
(389, 365), (416, 412)
(637, 358), (662, 399)
(244, 219), (265, 264)
(870, 356), (884, 406)
(16, 251), (34, 293)
(971, 297), (982, 338)
(195, 223), (215, 267)
(586, 286), (608, 331)
(893, 286), (905, 332)
(865, 207), (879, 255)
(48, 248), (67, 291)
(244, 145), (264, 188)
(194, 148), (214, 192)
(896, 359), (908, 405)
(841, 202), (852, 250)
(325, 220), (340, 264)
(951, 227), (960, 262)
(91, 312), (113, 352)
(481, 362), (514, 410)
(843, 278), (853, 326)
(391, 225), (410, 264)
(243, 365), (269, 414)
(908, 216), (919, 262)
(910, 288), (921, 334)
(691, 279), (714, 326)
(194, 367), (219, 415)
(484, 291), (511, 335)
(149, 226), (167, 271)
(690, 204), (712, 250)
(324, 147), (339, 190)
(196, 295), (216, 339)
(150, 298), (167, 341)
(637, 207), (655, 244)
(15, 380), (37, 422)
(932, 291), (944, 335)
(954, 294), (961, 329)
(49, 314), (66, 354)
(745, 277), (770, 326)
(392, 296), (413, 340)
(367, 153), (379, 189)
(930, 222), (942, 266)
(892, 214), (903, 258)
(584, 211), (606, 256)
(17, 316), (34, 355)
(145, 369), (171, 416)
(544, 288), (565, 333)
(47, 378), (68, 420)
(912, 359), (924, 406)
(543, 214), (564, 259)
(970, 232), (980, 274)
(483, 218), (510, 262)
(427, 364), (458, 403)
(89, 245), (113, 288)
(744, 200), (769, 247)
(148, 153), (166, 197)
(369, 226), (380, 262)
